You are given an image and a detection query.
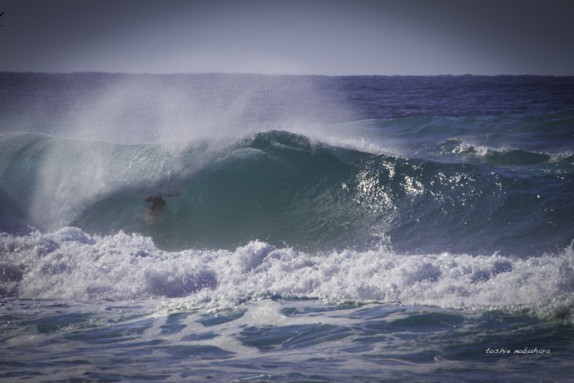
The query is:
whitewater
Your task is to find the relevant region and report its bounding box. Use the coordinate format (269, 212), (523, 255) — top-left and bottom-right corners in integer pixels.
(1, 73), (574, 382)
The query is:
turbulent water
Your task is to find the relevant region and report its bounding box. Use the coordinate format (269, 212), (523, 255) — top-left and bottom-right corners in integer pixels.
(1, 73), (574, 382)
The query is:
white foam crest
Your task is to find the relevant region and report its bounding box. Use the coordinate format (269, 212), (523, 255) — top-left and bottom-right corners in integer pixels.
(1, 228), (572, 316)
(1, 228), (217, 300)
(549, 150), (574, 163)
(449, 140), (502, 158)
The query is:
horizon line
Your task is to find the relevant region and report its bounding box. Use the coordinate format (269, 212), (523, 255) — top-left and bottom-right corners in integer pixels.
(1, 70), (573, 78)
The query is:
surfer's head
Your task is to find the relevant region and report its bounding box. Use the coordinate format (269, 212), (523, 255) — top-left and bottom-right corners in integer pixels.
(145, 195), (166, 209)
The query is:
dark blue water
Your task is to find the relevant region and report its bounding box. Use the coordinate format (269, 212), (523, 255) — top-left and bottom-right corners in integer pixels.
(1, 73), (574, 382)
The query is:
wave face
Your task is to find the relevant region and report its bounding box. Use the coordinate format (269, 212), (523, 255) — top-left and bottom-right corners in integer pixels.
(1, 126), (572, 256)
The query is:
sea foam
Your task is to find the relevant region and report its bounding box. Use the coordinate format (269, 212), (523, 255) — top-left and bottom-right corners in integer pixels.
(2, 227), (572, 318)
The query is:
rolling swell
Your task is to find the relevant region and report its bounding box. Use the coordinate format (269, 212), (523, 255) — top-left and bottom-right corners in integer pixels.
(66, 130), (572, 255)
(371, 111), (574, 169)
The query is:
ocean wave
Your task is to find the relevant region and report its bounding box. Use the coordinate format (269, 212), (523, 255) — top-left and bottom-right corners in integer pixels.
(1, 130), (572, 255)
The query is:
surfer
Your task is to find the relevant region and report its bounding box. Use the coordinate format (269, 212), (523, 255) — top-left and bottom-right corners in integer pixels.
(145, 194), (166, 225)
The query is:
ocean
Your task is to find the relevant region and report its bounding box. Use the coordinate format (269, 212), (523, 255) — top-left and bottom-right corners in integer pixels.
(1, 72), (573, 382)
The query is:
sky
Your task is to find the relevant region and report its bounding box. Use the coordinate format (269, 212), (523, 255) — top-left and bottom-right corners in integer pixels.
(0, 0), (573, 76)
